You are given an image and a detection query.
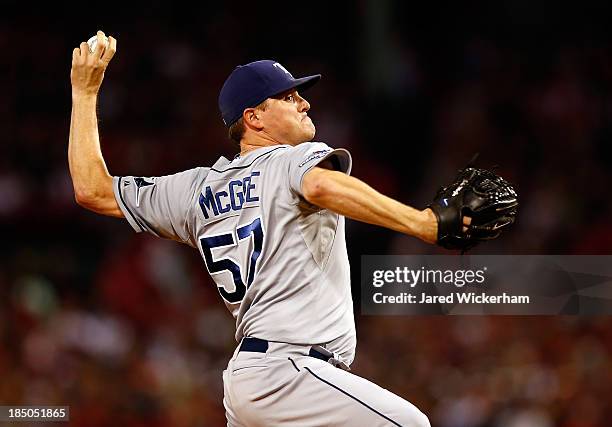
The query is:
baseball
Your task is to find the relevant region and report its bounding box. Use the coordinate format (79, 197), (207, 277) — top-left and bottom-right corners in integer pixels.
(87, 34), (109, 53)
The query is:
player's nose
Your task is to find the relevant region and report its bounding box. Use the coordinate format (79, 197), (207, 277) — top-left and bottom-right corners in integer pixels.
(294, 91), (310, 112)
(298, 96), (310, 112)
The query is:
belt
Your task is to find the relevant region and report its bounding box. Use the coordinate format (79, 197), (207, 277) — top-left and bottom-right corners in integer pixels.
(239, 337), (351, 371)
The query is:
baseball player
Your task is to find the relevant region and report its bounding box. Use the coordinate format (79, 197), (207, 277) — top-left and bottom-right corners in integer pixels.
(70, 31), (515, 427)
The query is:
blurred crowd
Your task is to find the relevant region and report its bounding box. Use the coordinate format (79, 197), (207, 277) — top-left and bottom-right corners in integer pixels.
(2, 2), (612, 426)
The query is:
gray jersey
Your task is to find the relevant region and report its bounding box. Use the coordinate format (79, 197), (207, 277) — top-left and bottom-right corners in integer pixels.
(113, 142), (356, 363)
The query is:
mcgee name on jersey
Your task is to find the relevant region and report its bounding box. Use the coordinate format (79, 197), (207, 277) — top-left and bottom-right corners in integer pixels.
(199, 171), (261, 219)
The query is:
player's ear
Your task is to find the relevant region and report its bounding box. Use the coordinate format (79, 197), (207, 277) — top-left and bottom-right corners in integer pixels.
(243, 108), (264, 131)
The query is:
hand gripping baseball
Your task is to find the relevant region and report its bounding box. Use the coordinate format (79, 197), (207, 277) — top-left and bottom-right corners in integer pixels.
(71, 30), (117, 96)
(429, 166), (518, 252)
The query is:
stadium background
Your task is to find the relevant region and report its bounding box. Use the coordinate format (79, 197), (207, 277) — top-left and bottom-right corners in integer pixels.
(2, 1), (611, 426)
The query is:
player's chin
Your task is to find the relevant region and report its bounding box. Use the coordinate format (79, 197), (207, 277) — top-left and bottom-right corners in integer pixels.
(302, 121), (316, 141)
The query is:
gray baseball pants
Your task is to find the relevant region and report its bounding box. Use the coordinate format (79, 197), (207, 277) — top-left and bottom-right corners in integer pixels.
(223, 339), (431, 427)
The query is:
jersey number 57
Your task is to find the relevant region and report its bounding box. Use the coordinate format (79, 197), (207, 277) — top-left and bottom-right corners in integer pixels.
(198, 217), (263, 303)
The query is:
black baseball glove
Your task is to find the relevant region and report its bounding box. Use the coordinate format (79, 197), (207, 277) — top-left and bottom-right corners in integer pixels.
(429, 166), (518, 251)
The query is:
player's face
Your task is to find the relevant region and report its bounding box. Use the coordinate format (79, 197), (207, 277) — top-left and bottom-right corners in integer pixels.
(260, 89), (315, 145)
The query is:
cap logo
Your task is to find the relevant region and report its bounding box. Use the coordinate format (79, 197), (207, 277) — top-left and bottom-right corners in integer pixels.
(273, 62), (292, 77)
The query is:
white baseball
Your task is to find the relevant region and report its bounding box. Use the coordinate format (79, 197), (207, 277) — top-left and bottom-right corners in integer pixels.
(87, 35), (109, 53)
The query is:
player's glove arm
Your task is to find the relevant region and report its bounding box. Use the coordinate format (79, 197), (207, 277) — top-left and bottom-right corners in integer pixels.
(302, 167), (438, 244)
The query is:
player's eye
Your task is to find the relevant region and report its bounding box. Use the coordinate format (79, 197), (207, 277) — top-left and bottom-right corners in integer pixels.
(285, 94), (295, 102)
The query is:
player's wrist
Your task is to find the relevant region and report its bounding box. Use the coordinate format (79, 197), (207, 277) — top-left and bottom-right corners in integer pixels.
(71, 89), (99, 101)
(420, 208), (438, 244)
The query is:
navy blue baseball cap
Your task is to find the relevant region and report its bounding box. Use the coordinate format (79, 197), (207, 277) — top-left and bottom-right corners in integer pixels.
(218, 60), (321, 127)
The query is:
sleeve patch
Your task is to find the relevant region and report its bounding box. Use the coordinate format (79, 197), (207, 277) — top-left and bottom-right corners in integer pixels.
(134, 177), (155, 207)
(298, 149), (333, 167)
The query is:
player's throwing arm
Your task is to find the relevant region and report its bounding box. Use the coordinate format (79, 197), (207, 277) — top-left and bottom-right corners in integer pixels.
(68, 30), (122, 217)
